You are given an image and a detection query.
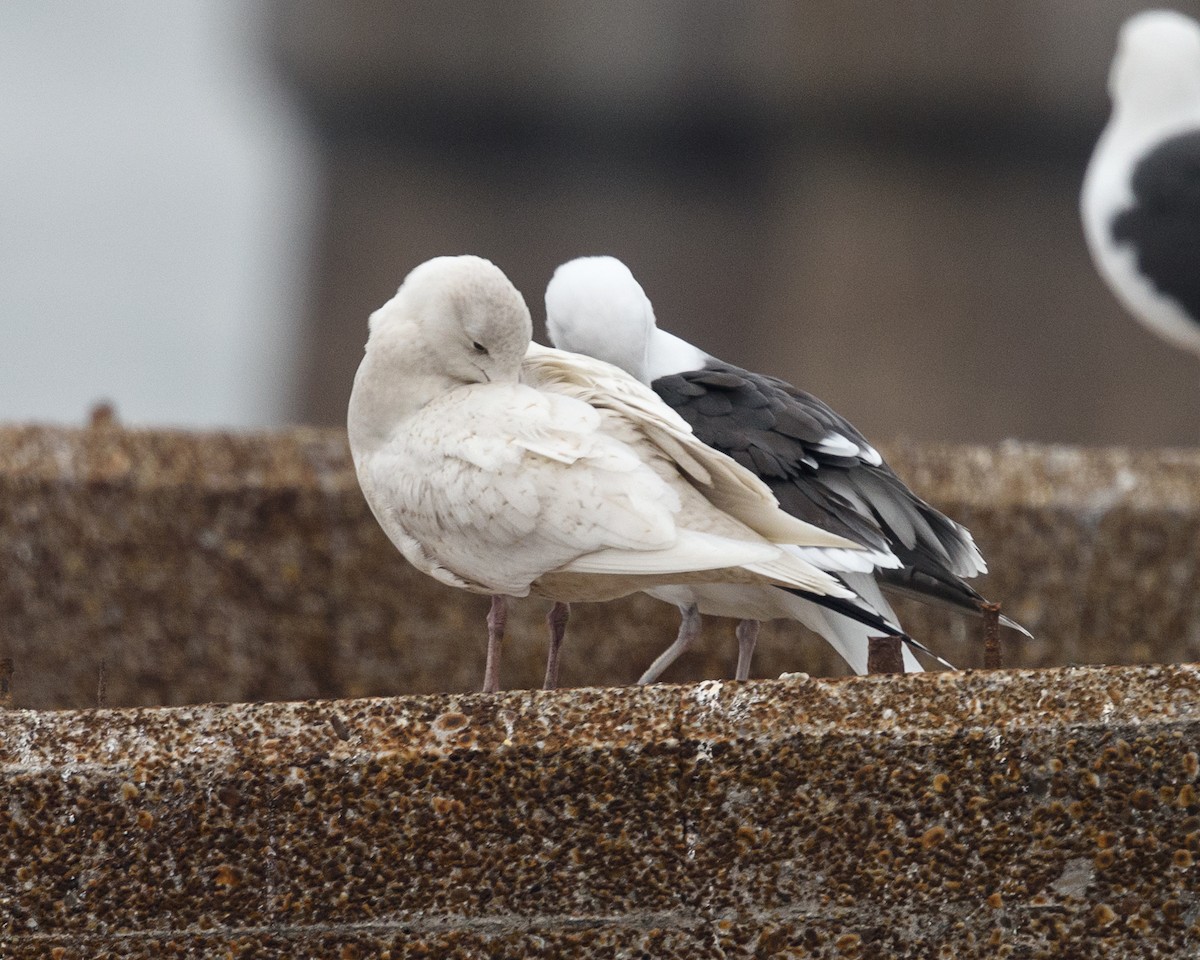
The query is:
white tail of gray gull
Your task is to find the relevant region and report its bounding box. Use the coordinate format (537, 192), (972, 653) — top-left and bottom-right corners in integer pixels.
(545, 256), (1030, 681)
(347, 255), (882, 692)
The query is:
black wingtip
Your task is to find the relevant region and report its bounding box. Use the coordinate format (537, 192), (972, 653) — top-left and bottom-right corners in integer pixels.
(899, 635), (956, 671)
(781, 585), (908, 640)
(998, 613), (1034, 640)
(780, 584), (962, 670)
(878, 568), (1034, 641)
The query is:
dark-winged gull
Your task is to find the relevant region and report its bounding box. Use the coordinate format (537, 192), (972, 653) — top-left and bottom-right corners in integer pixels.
(1082, 9), (1200, 358)
(545, 256), (1029, 680)
(347, 255), (883, 692)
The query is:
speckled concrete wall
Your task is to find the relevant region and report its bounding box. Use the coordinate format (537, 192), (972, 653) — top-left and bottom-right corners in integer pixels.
(3, 424), (1200, 708)
(3, 425), (1200, 956)
(2, 665), (1197, 957)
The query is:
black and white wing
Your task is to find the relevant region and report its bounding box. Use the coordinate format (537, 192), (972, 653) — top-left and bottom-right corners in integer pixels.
(651, 360), (1017, 628)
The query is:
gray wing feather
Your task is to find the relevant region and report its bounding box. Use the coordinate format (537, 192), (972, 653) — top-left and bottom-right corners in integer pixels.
(652, 361), (1011, 627)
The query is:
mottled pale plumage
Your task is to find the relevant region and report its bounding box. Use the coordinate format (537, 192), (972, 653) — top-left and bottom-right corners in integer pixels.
(348, 255), (869, 691)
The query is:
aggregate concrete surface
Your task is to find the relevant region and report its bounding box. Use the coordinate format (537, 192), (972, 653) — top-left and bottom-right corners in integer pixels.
(3, 424), (1200, 956)
(1, 666), (1197, 958)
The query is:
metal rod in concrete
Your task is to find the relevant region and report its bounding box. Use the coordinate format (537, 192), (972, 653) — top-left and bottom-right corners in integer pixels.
(867, 635), (904, 674)
(982, 601), (1003, 669)
(96, 659), (108, 708)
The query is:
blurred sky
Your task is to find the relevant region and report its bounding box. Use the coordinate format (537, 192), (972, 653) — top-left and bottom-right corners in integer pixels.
(0, 0), (316, 428)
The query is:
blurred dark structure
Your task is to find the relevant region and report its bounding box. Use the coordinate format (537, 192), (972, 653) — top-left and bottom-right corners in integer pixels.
(273, 1), (1200, 446)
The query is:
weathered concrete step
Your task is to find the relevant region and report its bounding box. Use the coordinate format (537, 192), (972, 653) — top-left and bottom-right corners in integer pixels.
(2, 665), (1198, 957)
(4, 424), (1200, 709)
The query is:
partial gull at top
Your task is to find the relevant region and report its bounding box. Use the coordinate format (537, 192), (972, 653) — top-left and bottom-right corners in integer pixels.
(347, 255), (877, 692)
(1082, 9), (1200, 358)
(545, 255), (1028, 679)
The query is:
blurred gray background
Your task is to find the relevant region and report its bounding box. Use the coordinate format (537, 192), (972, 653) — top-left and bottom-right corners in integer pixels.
(4, 0), (1199, 444)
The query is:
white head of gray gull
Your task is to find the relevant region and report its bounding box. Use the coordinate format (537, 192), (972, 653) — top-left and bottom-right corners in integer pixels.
(1082, 9), (1200, 358)
(545, 255), (1030, 680)
(347, 255), (877, 691)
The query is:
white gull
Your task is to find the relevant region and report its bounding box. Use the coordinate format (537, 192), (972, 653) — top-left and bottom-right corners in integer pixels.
(1082, 10), (1200, 359)
(545, 256), (1029, 680)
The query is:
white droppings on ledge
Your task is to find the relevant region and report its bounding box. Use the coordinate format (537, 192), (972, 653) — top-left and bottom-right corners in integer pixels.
(499, 708), (516, 748)
(693, 680), (723, 710)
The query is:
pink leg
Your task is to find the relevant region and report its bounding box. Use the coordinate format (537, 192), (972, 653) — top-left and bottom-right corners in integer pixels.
(543, 601), (570, 689)
(735, 619), (761, 681)
(483, 595), (508, 693)
(638, 604), (702, 684)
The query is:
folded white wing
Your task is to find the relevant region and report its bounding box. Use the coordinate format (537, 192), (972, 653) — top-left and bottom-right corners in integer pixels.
(358, 364), (865, 601)
(523, 343), (862, 553)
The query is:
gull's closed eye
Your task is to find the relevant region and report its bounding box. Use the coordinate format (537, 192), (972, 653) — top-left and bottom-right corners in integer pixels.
(472, 341), (489, 355)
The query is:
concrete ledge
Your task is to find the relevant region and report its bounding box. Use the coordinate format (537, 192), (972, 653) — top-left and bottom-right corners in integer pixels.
(3, 664), (1198, 957)
(4, 425), (1200, 708)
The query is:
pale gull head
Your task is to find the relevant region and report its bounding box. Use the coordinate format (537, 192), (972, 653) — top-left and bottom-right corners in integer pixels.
(369, 254), (531, 384)
(545, 256), (656, 382)
(1108, 10), (1200, 130)
(546, 255), (707, 384)
(350, 255), (531, 451)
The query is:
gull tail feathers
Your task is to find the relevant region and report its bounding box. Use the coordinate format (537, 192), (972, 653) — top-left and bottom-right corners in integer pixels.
(783, 587), (909, 642)
(835, 573), (955, 672)
(771, 585), (931, 674)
